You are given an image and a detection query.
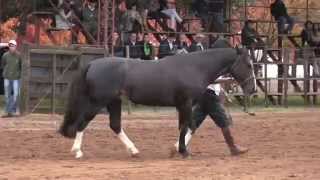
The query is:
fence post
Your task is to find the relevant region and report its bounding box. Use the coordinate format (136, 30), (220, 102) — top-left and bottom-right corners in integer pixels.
(20, 43), (30, 114)
(125, 45), (132, 115)
(313, 57), (319, 105)
(264, 60), (268, 107)
(51, 54), (57, 114)
(283, 48), (289, 107)
(303, 56), (309, 105)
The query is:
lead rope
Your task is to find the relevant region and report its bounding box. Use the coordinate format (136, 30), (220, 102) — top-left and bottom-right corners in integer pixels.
(223, 86), (256, 116)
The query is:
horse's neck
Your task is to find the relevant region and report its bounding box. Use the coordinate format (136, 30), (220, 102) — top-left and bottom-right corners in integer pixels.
(192, 50), (235, 82)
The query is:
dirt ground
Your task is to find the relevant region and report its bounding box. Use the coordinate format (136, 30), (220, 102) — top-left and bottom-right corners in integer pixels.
(0, 110), (320, 180)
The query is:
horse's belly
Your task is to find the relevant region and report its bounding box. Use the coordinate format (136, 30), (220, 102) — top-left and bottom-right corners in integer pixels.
(127, 88), (176, 106)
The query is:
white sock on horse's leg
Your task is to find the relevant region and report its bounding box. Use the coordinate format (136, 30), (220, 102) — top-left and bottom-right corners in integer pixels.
(71, 131), (84, 158)
(175, 128), (193, 151)
(118, 129), (139, 155)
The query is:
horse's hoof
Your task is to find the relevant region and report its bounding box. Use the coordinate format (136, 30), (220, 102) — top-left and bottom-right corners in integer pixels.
(169, 147), (179, 158)
(128, 147), (140, 157)
(179, 150), (190, 159)
(131, 152), (140, 158)
(75, 150), (83, 159)
(71, 147), (83, 159)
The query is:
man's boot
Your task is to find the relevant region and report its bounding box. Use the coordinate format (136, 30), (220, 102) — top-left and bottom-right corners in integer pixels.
(221, 127), (248, 156)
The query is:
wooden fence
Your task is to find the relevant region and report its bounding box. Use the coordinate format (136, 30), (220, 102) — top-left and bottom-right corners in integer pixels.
(20, 44), (106, 114)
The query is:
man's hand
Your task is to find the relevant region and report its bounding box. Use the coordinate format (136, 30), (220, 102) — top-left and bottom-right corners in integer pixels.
(226, 97), (233, 103)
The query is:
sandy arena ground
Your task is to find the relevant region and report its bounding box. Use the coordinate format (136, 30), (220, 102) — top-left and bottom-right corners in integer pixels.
(0, 110), (320, 180)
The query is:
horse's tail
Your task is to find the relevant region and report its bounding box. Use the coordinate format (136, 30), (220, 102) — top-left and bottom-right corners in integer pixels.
(59, 64), (91, 138)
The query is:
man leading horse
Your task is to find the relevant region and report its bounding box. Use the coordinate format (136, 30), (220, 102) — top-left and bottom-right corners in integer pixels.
(59, 45), (256, 159)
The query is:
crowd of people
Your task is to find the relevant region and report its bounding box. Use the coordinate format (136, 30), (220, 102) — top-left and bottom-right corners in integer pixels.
(53, 0), (99, 44)
(116, 0), (311, 61)
(119, 31), (207, 60)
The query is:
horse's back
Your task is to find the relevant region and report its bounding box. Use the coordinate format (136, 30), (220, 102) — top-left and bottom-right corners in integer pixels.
(86, 58), (128, 101)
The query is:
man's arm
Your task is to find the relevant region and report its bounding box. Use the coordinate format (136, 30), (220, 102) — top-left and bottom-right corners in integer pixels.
(19, 55), (22, 72)
(1, 53), (6, 68)
(214, 77), (233, 84)
(221, 87), (233, 103)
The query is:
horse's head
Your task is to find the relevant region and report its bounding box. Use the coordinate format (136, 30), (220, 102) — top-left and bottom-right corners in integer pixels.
(229, 48), (257, 95)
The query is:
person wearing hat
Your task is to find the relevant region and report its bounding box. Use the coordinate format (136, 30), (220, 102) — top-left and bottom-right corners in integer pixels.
(1, 40), (22, 117)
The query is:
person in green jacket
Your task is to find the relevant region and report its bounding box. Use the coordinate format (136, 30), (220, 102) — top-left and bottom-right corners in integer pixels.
(1, 40), (22, 117)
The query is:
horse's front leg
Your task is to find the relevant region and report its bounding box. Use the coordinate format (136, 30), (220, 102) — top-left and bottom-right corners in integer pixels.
(71, 131), (84, 158)
(107, 99), (139, 157)
(177, 98), (193, 158)
(71, 122), (89, 158)
(71, 108), (99, 159)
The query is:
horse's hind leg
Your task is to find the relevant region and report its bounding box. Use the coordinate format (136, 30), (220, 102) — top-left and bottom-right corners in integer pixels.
(107, 99), (139, 157)
(71, 106), (100, 158)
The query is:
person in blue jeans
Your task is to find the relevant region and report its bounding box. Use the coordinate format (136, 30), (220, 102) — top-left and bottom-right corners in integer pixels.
(271, 0), (294, 34)
(1, 40), (22, 117)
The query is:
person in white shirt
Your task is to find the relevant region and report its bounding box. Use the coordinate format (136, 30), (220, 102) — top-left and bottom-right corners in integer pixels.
(174, 77), (248, 156)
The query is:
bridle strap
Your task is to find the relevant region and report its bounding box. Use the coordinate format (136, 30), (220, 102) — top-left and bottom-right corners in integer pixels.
(239, 75), (254, 87)
(229, 53), (254, 87)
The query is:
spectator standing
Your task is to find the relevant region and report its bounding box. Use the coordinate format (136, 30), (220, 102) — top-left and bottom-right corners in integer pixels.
(177, 33), (190, 52)
(300, 21), (320, 76)
(142, 0), (174, 32)
(158, 0), (183, 30)
(1, 40), (22, 117)
(301, 21), (320, 48)
(125, 33), (142, 58)
(158, 33), (178, 58)
(138, 33), (154, 60)
(120, 2), (144, 42)
(191, 0), (225, 33)
(241, 20), (277, 62)
(189, 34), (206, 52)
(113, 32), (125, 57)
(54, 0), (76, 44)
(209, 0), (225, 33)
(55, 1), (75, 30)
(82, 0), (98, 39)
(270, 0), (294, 34)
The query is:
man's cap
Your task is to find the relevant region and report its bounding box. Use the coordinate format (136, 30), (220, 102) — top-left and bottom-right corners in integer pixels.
(8, 40), (17, 46)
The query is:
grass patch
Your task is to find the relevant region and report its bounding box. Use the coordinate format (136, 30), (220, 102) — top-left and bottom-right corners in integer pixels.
(0, 95), (318, 114)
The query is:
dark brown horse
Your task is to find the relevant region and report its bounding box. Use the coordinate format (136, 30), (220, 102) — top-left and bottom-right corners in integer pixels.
(59, 47), (256, 159)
